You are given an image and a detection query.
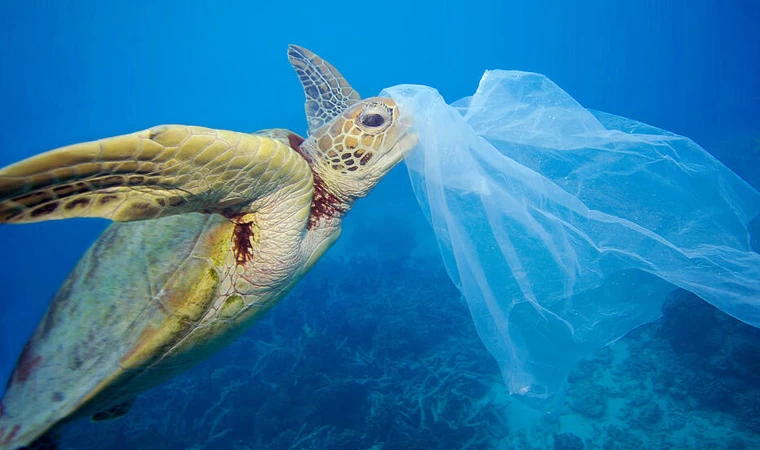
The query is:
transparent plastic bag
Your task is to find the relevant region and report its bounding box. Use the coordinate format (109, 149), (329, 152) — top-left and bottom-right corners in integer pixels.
(381, 71), (760, 410)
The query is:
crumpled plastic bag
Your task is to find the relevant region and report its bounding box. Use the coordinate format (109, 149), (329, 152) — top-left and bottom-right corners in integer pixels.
(381, 71), (760, 410)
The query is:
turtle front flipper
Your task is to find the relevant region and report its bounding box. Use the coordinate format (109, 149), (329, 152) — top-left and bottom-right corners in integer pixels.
(89, 398), (135, 422)
(0, 125), (313, 224)
(288, 45), (361, 134)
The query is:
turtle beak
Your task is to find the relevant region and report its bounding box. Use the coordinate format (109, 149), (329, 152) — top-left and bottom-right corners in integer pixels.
(376, 120), (418, 174)
(393, 130), (419, 158)
(392, 112), (419, 156)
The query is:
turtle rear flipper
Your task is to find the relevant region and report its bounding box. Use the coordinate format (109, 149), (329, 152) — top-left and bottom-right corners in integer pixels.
(0, 125), (312, 224)
(89, 398), (135, 423)
(19, 430), (59, 450)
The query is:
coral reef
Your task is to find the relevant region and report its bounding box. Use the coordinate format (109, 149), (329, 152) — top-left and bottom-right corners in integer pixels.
(553, 432), (584, 450)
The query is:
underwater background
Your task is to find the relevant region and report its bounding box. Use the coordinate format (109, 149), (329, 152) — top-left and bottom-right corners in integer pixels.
(1, 1), (759, 449)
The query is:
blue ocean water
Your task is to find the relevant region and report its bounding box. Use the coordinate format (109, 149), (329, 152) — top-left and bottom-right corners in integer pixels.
(1, 1), (759, 449)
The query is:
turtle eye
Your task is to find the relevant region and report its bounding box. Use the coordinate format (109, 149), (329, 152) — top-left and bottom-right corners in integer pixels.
(357, 102), (393, 133)
(361, 113), (385, 128)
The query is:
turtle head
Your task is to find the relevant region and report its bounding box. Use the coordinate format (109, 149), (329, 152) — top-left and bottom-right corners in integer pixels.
(288, 45), (417, 206)
(304, 97), (415, 201)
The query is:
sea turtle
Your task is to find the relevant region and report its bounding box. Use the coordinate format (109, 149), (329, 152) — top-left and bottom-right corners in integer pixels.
(0, 45), (416, 450)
